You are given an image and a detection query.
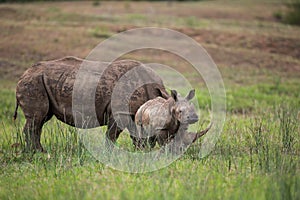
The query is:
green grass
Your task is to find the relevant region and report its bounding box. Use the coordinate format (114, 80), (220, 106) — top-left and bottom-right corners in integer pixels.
(0, 78), (299, 199)
(89, 27), (113, 38)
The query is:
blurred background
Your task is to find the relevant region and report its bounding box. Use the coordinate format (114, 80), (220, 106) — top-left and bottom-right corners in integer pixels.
(0, 0), (299, 112)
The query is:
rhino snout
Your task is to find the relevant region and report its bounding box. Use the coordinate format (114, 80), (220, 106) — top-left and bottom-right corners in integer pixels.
(187, 114), (198, 124)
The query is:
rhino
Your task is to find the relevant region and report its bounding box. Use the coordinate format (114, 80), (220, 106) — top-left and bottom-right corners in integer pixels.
(135, 89), (209, 149)
(14, 56), (211, 152)
(14, 56), (169, 152)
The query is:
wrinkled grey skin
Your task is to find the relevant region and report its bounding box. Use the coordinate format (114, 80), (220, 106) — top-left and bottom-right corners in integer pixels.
(135, 89), (209, 148)
(14, 56), (169, 152)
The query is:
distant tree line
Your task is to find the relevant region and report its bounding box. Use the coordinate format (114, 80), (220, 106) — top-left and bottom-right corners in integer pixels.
(0, 0), (74, 3)
(0, 0), (206, 2)
(273, 0), (300, 26)
(284, 0), (300, 25)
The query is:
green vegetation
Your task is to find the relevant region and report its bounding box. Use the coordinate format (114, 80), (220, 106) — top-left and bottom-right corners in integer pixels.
(0, 79), (299, 199)
(284, 0), (300, 25)
(274, 0), (300, 26)
(89, 27), (113, 38)
(0, 1), (299, 199)
(92, 0), (100, 6)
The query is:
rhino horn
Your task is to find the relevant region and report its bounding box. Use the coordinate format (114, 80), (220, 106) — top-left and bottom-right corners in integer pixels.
(192, 122), (213, 143)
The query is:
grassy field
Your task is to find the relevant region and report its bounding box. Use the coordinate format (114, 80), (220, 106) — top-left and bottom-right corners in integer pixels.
(0, 1), (300, 199)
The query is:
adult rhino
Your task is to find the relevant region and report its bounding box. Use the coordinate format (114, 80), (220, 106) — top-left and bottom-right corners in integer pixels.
(14, 56), (170, 152)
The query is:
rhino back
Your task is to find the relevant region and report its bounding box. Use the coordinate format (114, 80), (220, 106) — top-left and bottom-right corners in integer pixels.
(43, 57), (143, 126)
(95, 59), (142, 124)
(17, 56), (168, 128)
(42, 58), (80, 125)
(136, 97), (171, 130)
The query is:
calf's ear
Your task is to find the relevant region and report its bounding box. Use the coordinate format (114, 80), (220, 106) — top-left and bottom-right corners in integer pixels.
(186, 89), (195, 101)
(166, 97), (175, 114)
(171, 90), (178, 102)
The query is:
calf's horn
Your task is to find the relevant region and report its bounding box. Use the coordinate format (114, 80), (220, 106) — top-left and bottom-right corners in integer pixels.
(192, 122), (213, 143)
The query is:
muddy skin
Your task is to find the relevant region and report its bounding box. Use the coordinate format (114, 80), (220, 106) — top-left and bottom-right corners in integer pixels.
(135, 89), (210, 149)
(15, 56), (169, 152)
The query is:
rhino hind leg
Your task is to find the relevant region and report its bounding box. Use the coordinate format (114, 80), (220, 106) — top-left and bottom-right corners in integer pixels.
(22, 112), (53, 153)
(17, 77), (53, 152)
(23, 108), (54, 152)
(127, 120), (153, 150)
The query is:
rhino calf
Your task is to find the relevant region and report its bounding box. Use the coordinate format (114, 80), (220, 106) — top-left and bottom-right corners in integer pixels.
(135, 89), (204, 148)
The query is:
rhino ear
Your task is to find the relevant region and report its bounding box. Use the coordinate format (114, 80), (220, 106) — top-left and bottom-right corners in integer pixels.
(166, 97), (175, 114)
(171, 90), (178, 102)
(186, 89), (195, 101)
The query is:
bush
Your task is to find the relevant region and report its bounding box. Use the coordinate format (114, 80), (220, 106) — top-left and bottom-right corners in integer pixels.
(92, 0), (100, 6)
(284, 0), (300, 25)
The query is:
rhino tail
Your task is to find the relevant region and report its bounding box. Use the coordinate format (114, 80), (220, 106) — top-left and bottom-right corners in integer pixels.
(13, 99), (19, 120)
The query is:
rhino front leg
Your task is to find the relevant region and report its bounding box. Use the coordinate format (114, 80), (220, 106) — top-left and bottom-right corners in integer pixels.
(129, 124), (156, 150)
(130, 136), (146, 150)
(157, 130), (174, 147)
(106, 118), (122, 144)
(129, 124), (146, 150)
(147, 136), (156, 148)
(130, 136), (157, 150)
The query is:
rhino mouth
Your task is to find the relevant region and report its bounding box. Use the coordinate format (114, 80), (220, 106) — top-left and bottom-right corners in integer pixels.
(188, 117), (199, 124)
(181, 116), (199, 124)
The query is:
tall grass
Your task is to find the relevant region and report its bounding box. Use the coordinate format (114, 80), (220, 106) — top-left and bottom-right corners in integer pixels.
(0, 84), (299, 199)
